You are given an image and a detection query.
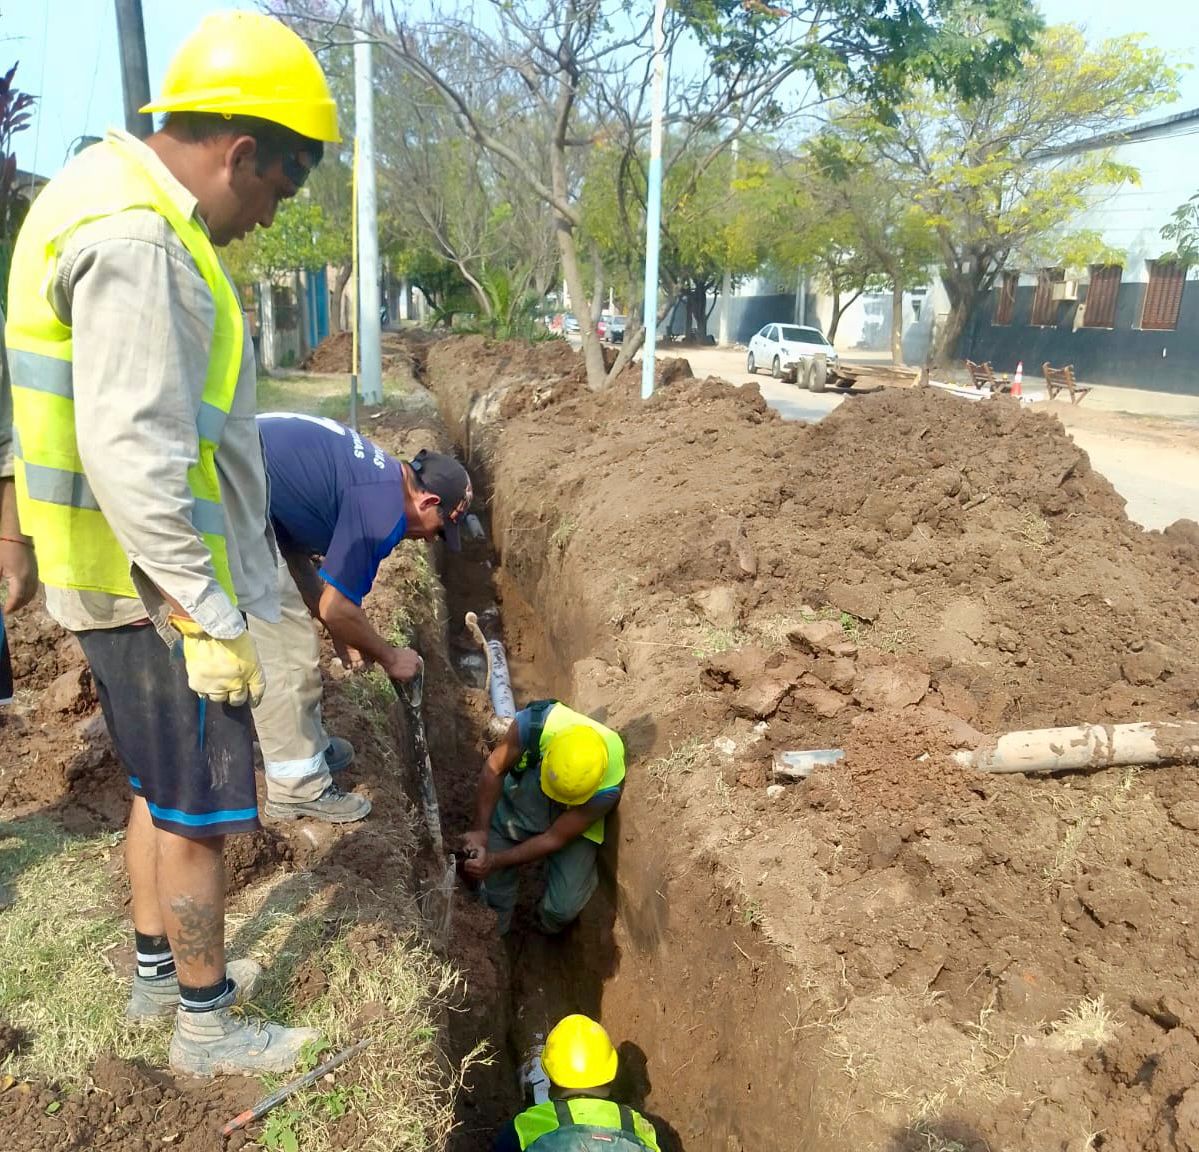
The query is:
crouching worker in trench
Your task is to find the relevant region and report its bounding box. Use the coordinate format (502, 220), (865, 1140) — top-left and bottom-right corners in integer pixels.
(463, 701), (624, 934)
(492, 1014), (661, 1151)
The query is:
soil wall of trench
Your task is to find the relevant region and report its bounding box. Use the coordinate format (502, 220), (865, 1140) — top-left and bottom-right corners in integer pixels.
(423, 334), (1199, 1152)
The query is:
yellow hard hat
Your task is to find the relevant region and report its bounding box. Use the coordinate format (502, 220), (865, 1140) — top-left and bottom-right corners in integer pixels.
(141, 11), (340, 143)
(542, 1015), (619, 1090)
(541, 726), (608, 806)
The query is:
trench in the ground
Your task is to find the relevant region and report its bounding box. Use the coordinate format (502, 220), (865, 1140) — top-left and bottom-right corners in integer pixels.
(431, 453), (833, 1152)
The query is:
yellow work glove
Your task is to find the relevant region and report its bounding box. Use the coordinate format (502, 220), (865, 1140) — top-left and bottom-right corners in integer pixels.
(170, 617), (266, 707)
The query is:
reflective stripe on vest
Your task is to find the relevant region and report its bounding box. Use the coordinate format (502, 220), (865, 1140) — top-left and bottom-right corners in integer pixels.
(5, 135), (242, 600)
(512, 1097), (659, 1150)
(517, 702), (626, 845)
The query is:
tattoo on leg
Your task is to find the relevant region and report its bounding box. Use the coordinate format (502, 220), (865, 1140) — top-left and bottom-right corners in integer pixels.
(168, 896), (223, 968)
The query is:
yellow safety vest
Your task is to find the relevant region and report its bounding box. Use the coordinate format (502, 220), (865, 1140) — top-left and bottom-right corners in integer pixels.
(516, 702), (626, 844)
(512, 1097), (660, 1150)
(5, 136), (242, 600)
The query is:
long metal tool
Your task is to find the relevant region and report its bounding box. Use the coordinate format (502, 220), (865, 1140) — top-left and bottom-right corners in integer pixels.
(393, 670), (445, 857)
(221, 1038), (372, 1137)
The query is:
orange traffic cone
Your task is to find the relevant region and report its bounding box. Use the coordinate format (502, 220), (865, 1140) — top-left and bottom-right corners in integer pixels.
(1011, 361), (1023, 398)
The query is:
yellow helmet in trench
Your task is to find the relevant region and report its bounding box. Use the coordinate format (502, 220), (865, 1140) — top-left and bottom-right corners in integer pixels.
(541, 726), (608, 806)
(542, 1015), (619, 1090)
(140, 11), (340, 143)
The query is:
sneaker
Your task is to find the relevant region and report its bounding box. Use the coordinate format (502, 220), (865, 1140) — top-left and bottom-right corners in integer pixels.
(127, 958), (263, 1022)
(325, 736), (356, 774)
(169, 989), (319, 1078)
(264, 783), (371, 824)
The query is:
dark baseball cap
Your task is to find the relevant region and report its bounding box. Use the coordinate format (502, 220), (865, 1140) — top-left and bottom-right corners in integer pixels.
(409, 449), (473, 551)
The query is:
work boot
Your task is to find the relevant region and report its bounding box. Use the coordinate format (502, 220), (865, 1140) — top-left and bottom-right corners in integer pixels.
(325, 736), (355, 774)
(127, 958), (263, 1023)
(264, 783), (371, 824)
(169, 988), (319, 1078)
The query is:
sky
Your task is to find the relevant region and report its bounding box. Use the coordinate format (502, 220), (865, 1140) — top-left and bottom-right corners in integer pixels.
(5, 0), (1199, 180)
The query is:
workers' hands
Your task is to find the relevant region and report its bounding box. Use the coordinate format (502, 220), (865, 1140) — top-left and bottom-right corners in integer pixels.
(171, 617), (266, 707)
(463, 845), (492, 881)
(382, 646), (423, 683)
(333, 638), (366, 672)
(0, 536), (38, 614)
(462, 829), (488, 856)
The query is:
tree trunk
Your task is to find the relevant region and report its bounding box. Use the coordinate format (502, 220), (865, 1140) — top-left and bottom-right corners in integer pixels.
(828, 288), (863, 346)
(931, 271), (977, 366)
(555, 218), (606, 390)
(331, 263), (352, 333)
(685, 282), (708, 340)
(890, 279), (904, 366)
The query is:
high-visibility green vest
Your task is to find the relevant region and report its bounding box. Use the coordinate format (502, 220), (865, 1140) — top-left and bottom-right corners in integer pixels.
(5, 135), (242, 601)
(515, 701), (626, 845)
(512, 1096), (660, 1150)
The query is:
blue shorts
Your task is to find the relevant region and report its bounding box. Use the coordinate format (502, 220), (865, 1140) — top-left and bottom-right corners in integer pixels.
(77, 623), (260, 839)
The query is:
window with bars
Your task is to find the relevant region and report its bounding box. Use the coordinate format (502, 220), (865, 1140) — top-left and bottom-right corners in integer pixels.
(1030, 268), (1064, 326)
(1140, 261), (1187, 331)
(993, 272), (1017, 325)
(1082, 265), (1122, 329)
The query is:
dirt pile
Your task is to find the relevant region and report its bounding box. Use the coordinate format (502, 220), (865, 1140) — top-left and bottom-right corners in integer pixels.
(299, 330), (425, 381)
(427, 335), (1199, 1151)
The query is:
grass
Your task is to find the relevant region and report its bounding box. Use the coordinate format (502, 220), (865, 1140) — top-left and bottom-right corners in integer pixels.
(550, 517), (578, 551)
(646, 738), (707, 783)
(257, 373), (351, 419)
(691, 625), (748, 658)
(0, 817), (168, 1083)
(1044, 995), (1119, 1052)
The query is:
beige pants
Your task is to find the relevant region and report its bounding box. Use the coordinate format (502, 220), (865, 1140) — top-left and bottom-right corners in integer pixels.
(249, 554), (331, 803)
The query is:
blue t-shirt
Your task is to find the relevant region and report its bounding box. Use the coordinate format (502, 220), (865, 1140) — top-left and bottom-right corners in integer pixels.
(258, 413), (407, 605)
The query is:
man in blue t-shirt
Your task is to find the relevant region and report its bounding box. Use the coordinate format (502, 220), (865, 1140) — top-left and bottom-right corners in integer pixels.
(251, 413), (472, 823)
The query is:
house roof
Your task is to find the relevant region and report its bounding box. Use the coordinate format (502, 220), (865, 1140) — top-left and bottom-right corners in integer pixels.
(1029, 107), (1199, 160)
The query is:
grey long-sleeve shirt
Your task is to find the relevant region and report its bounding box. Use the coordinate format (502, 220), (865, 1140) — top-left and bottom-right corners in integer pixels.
(28, 130), (279, 637)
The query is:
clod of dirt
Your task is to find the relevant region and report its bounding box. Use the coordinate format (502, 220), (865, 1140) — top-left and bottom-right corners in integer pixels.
(41, 665), (93, 715)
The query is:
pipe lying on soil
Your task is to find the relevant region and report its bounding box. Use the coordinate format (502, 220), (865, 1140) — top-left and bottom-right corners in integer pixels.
(773, 748), (845, 781)
(954, 720), (1199, 775)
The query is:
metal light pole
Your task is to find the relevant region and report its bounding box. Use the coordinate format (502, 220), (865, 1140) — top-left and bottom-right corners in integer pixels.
(640, 0), (668, 400)
(114, 0), (153, 138)
(354, 1), (383, 405)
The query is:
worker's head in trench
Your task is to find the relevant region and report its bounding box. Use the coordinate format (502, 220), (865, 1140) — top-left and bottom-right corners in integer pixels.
(404, 450), (474, 551)
(138, 11), (339, 246)
(542, 1015), (619, 1098)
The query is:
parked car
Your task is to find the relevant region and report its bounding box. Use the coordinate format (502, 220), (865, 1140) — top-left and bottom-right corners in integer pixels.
(598, 314), (628, 343)
(563, 313), (580, 335)
(746, 323), (837, 390)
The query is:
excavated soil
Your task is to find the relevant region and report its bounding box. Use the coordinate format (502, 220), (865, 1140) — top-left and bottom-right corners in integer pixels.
(425, 334), (1199, 1151)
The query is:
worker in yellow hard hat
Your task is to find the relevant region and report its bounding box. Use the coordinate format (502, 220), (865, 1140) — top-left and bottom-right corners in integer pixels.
(492, 1015), (662, 1151)
(6, 10), (337, 1077)
(463, 701), (626, 934)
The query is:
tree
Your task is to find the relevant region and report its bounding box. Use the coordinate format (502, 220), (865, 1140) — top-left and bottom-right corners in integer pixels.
(0, 62), (36, 301)
(224, 195), (349, 285)
(1161, 193), (1199, 265)
(802, 130), (938, 362)
(856, 24), (1179, 363)
(283, 0), (1041, 389)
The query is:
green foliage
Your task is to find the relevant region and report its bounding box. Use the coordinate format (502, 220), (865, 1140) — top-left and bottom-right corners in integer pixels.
(842, 23), (1180, 358)
(224, 195), (349, 286)
(1161, 193), (1199, 265)
(0, 61), (36, 302)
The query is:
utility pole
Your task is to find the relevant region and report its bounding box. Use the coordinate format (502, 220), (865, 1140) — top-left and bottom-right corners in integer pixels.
(717, 136), (740, 347)
(640, 0), (668, 400)
(354, 0), (383, 405)
(114, 0), (153, 139)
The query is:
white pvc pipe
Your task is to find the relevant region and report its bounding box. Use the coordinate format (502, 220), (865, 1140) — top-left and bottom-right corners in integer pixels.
(488, 639), (516, 718)
(954, 721), (1199, 775)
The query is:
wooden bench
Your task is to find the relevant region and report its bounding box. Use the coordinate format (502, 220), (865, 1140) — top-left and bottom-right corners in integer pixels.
(1042, 362), (1091, 405)
(965, 359), (1010, 392)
